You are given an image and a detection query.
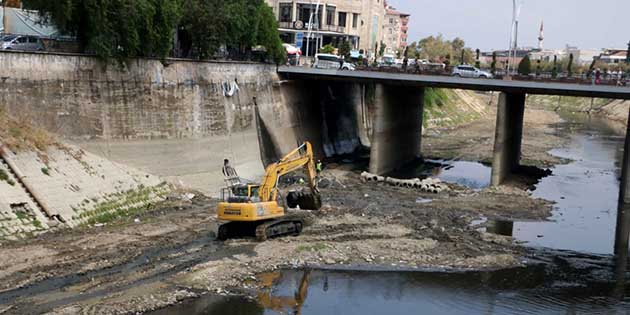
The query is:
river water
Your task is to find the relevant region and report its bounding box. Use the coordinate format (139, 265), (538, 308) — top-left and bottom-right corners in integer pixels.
(151, 266), (629, 315)
(149, 113), (630, 314)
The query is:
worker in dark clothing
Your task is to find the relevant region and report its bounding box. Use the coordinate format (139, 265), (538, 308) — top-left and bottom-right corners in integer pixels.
(222, 159), (240, 186)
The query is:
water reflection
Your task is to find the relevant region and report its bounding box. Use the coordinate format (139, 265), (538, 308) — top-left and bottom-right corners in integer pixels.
(147, 295), (263, 315)
(514, 122), (626, 254)
(390, 159), (492, 189)
(487, 221), (514, 237)
(149, 265), (629, 315)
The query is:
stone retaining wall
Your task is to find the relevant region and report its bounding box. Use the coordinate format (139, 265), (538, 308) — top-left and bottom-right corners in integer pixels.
(0, 51), (276, 140)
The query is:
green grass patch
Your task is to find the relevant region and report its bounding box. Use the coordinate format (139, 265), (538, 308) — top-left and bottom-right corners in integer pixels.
(0, 169), (16, 186)
(423, 88), (482, 128)
(32, 220), (43, 229)
(15, 211), (29, 221)
(78, 183), (171, 226)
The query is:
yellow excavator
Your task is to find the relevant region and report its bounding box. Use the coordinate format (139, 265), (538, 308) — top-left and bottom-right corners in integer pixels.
(217, 142), (321, 241)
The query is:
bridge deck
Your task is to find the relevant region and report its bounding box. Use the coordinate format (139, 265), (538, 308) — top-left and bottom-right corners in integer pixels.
(278, 66), (630, 100)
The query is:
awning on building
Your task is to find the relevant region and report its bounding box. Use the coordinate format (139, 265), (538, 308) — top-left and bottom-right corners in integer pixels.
(278, 28), (358, 37)
(0, 7), (59, 38)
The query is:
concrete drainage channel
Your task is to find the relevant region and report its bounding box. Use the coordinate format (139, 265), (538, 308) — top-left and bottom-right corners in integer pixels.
(360, 171), (450, 194)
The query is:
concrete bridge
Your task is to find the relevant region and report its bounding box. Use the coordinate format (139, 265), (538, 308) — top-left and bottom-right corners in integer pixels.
(276, 66), (630, 256)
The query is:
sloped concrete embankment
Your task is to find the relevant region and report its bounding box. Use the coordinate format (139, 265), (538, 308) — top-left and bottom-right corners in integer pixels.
(0, 142), (169, 239)
(528, 94), (630, 134)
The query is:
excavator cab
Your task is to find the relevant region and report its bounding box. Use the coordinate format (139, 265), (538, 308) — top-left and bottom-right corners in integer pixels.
(221, 184), (261, 203)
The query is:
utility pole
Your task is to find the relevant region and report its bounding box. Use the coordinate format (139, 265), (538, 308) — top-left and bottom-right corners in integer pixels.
(305, 0), (322, 59)
(506, 0), (523, 78)
(2, 0), (6, 36)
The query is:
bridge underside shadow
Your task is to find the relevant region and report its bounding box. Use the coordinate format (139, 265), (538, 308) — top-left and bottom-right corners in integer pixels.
(261, 79), (424, 175)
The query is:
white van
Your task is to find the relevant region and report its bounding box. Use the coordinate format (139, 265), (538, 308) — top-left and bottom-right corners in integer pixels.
(313, 53), (355, 70)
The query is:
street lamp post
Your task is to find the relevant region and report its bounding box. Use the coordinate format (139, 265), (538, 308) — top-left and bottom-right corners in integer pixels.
(2, 0), (6, 36)
(305, 0), (322, 59)
(506, 0), (523, 78)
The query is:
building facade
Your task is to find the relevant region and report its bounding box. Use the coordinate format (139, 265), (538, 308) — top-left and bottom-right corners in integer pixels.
(382, 6), (409, 56)
(265, 0), (391, 58)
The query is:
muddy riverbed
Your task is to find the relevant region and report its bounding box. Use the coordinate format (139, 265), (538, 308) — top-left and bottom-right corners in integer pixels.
(0, 107), (628, 314)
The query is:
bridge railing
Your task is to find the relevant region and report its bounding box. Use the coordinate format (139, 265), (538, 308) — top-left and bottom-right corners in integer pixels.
(347, 64), (630, 87)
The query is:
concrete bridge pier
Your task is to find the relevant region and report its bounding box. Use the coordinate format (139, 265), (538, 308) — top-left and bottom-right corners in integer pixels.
(615, 107), (630, 256)
(491, 92), (526, 186)
(369, 85), (424, 175)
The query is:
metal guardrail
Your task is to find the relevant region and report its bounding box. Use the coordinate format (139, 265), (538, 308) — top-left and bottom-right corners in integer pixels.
(350, 65), (630, 87)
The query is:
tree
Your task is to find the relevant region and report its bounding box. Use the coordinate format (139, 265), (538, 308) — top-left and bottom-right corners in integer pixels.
(567, 53), (574, 77)
(338, 41), (352, 61)
(405, 42), (418, 59)
(320, 44), (335, 54)
(255, 2), (285, 64)
(490, 51), (497, 75)
(378, 41), (386, 57)
(518, 55), (532, 76)
(24, 0), (285, 64)
(626, 41), (630, 65)
(536, 59), (541, 77)
(416, 34), (473, 64)
(24, 0), (183, 61)
(552, 55), (558, 79)
(475, 49), (481, 68)
(180, 0), (226, 59)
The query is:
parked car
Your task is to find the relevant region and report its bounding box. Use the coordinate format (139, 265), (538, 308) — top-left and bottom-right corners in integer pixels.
(378, 54), (396, 67)
(313, 53), (355, 71)
(451, 65), (493, 78)
(1, 35), (45, 51)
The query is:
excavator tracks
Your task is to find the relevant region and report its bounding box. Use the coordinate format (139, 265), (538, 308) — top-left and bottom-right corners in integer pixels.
(217, 217), (304, 241)
(255, 218), (303, 241)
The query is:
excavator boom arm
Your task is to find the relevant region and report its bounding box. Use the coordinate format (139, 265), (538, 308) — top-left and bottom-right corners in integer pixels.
(258, 142), (318, 202)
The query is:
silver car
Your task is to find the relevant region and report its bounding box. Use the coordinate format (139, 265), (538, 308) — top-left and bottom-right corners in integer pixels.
(452, 65), (492, 78)
(1, 35), (45, 51)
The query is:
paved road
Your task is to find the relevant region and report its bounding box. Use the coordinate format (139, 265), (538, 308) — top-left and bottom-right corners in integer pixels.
(278, 66), (630, 100)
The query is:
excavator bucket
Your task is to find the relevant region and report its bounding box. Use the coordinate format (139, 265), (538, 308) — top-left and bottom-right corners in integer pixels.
(286, 191), (322, 210)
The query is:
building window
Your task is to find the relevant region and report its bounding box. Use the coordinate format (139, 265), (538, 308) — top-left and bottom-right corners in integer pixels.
(389, 18), (394, 24)
(338, 12), (347, 28)
(352, 13), (359, 28)
(326, 6), (336, 25)
(298, 4), (322, 26)
(279, 3), (292, 22)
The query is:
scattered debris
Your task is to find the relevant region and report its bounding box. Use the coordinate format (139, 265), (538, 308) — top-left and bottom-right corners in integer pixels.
(361, 171), (450, 193)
